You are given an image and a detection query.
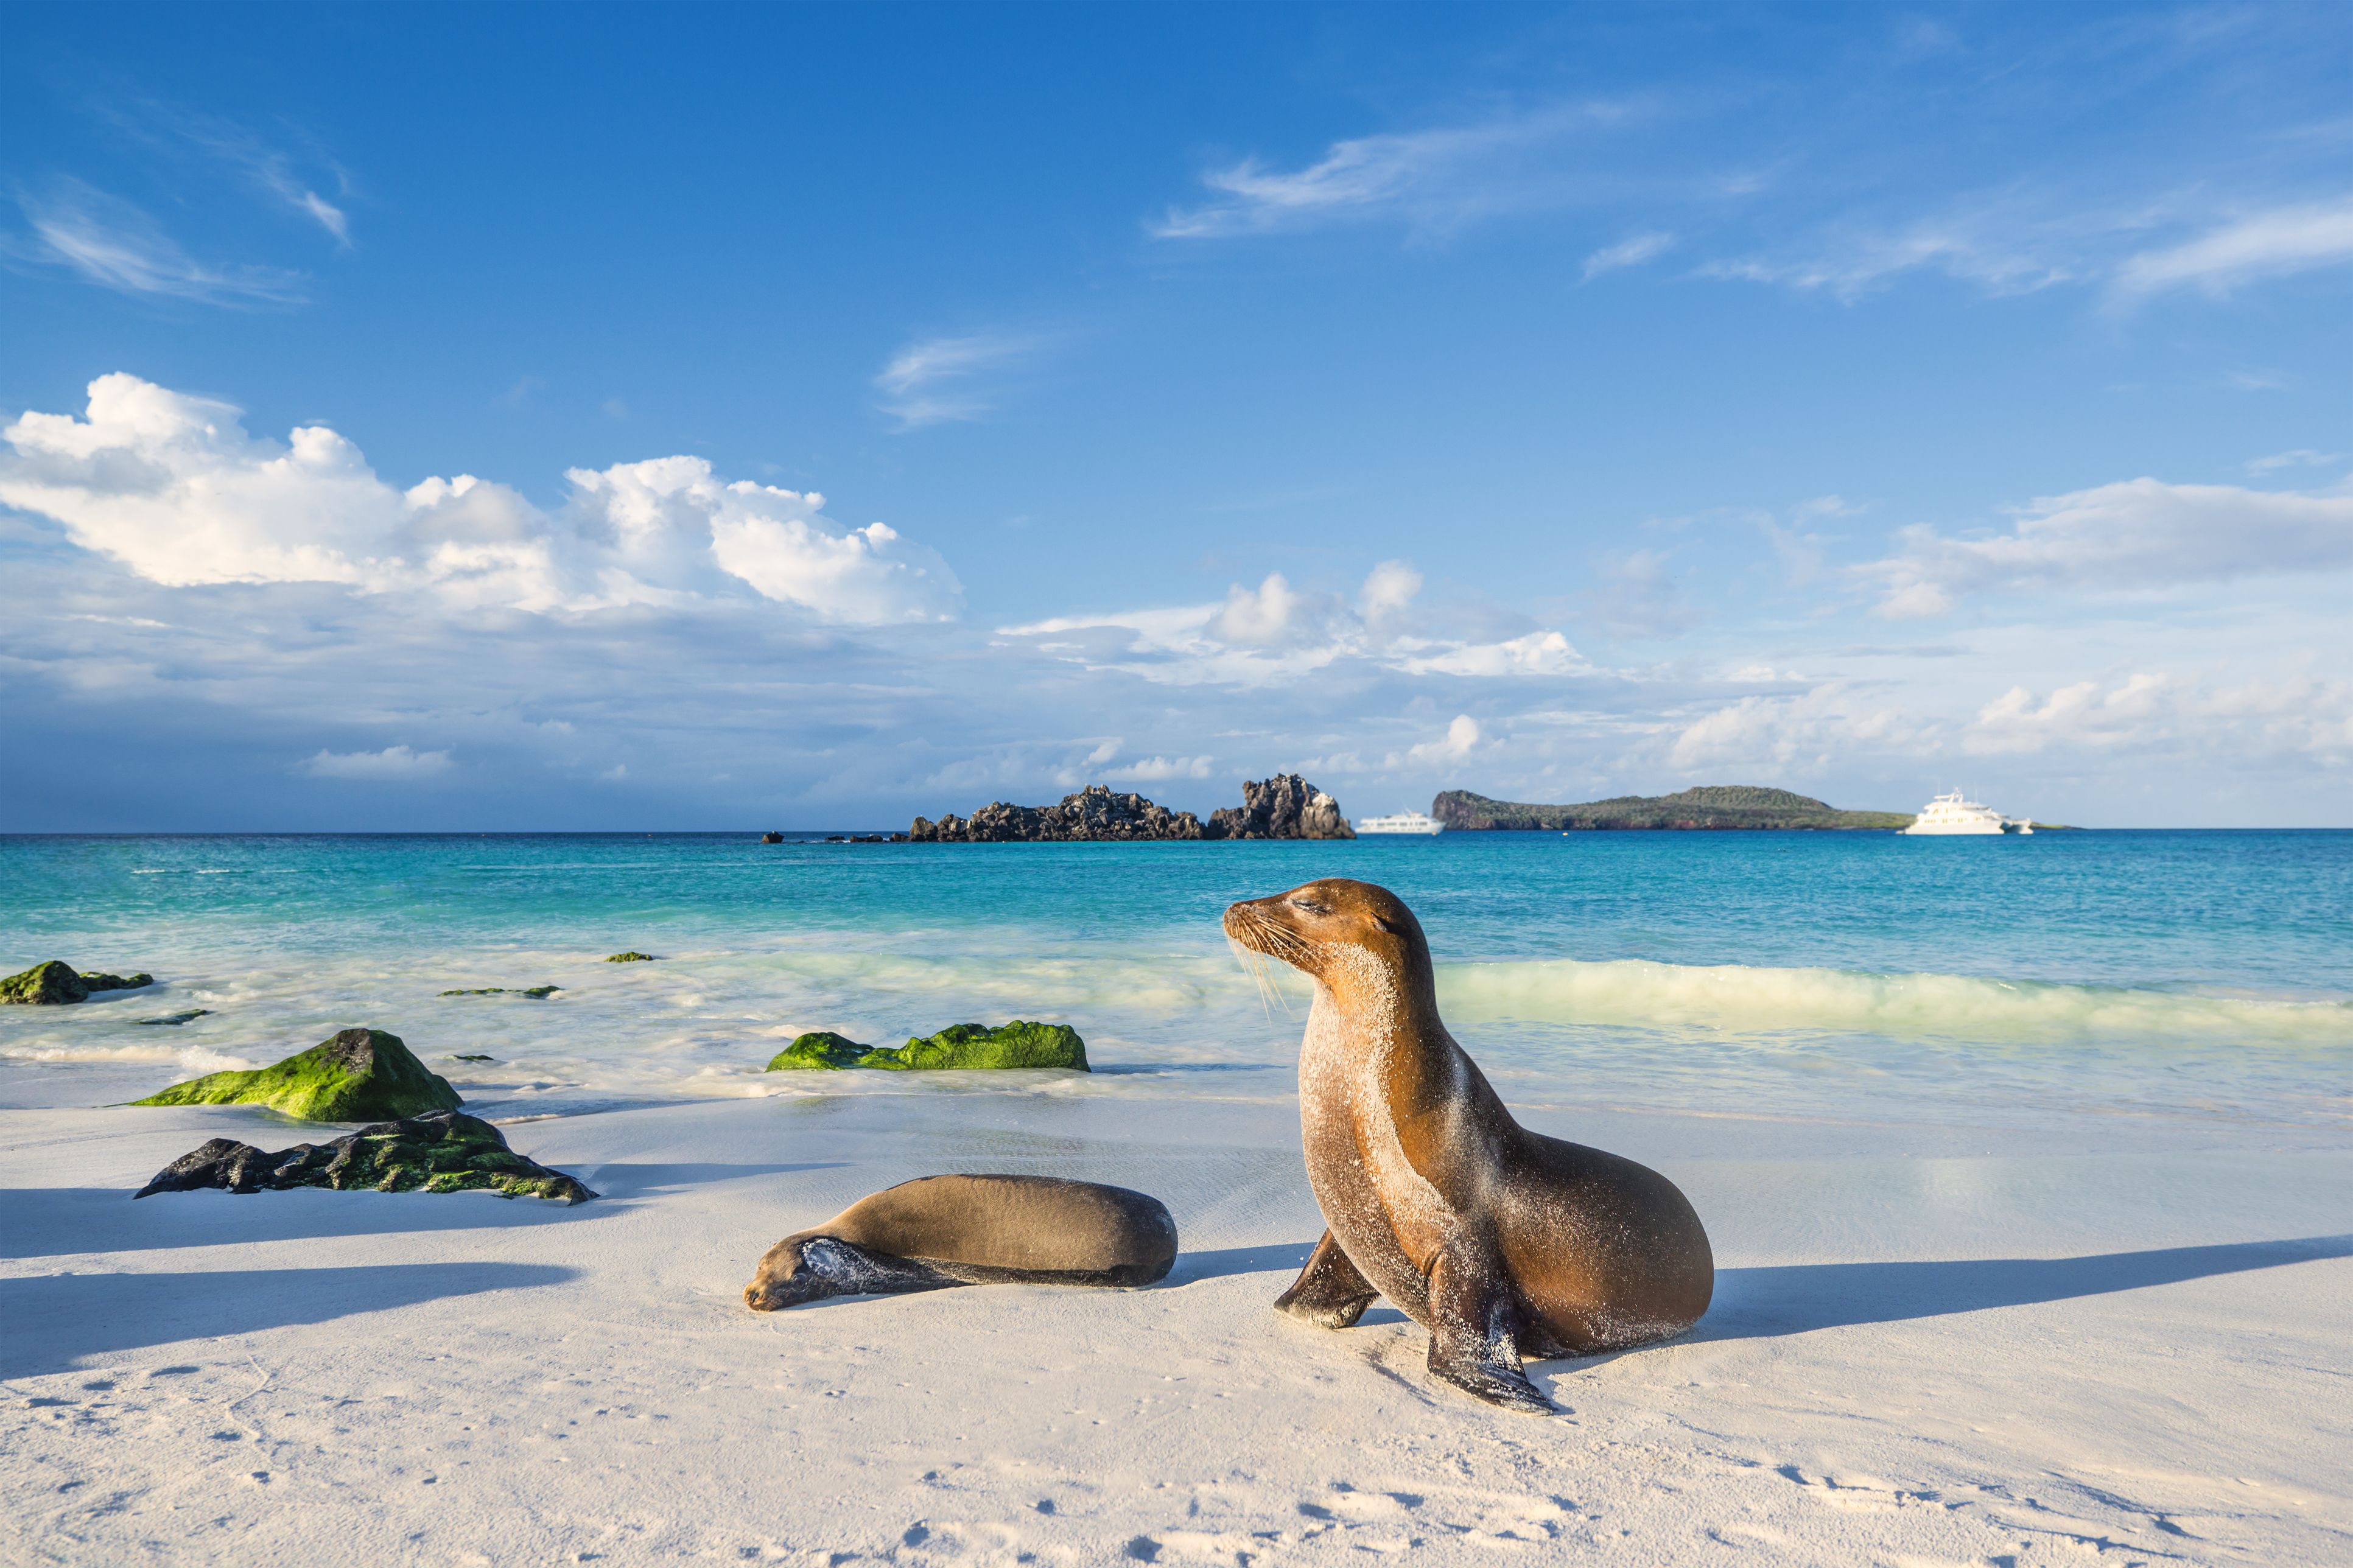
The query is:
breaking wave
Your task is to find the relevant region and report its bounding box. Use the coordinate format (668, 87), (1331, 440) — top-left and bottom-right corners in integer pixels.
(1435, 958), (2353, 1047)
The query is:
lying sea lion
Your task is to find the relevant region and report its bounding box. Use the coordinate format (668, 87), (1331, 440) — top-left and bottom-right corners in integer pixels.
(1226, 878), (1713, 1413)
(744, 1174), (1177, 1310)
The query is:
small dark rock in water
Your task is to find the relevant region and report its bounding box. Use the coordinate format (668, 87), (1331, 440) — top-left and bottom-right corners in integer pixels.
(451, 1053), (495, 1062)
(760, 831), (784, 844)
(134, 1110), (595, 1203)
(605, 951), (658, 963)
(133, 1027), (463, 1121)
(134, 1010), (212, 1027)
(438, 985), (560, 998)
(1, 961), (157, 1005)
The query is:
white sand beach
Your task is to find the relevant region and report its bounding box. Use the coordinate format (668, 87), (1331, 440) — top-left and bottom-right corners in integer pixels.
(9, 1076), (2349, 1566)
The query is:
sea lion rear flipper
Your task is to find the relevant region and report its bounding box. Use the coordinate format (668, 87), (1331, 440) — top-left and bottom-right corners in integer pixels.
(1424, 1242), (1555, 1415)
(1274, 1230), (1380, 1329)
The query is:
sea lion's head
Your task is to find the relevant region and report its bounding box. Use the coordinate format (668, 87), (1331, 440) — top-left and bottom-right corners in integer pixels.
(744, 1234), (840, 1311)
(1223, 878), (1435, 992)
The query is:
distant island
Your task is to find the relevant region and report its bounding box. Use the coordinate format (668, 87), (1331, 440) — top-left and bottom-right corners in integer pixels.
(911, 773), (1355, 842)
(1431, 785), (1916, 831)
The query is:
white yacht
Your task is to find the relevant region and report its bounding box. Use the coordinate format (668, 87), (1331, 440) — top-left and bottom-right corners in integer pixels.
(1354, 809), (1445, 836)
(1902, 790), (2034, 836)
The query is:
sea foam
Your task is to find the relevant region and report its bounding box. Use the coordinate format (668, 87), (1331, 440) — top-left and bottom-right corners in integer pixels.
(1437, 957), (2353, 1047)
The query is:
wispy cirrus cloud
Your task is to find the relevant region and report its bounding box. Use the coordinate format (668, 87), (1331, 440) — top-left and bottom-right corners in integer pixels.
(2111, 195), (2353, 300)
(97, 96), (354, 245)
(1856, 476), (2353, 618)
(11, 180), (308, 305)
(1697, 191), (2353, 308)
(1151, 102), (1633, 242)
(1581, 230), (1675, 281)
(874, 331), (1050, 429)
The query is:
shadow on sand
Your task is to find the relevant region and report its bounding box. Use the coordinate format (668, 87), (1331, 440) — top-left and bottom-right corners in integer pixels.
(6, 1164), (847, 1261)
(577, 1161), (846, 1198)
(1700, 1234), (2353, 1340)
(1163, 1242), (1317, 1284)
(1, 1262), (577, 1376)
(1167, 1235), (2353, 1342)
(2, 1185), (611, 1261)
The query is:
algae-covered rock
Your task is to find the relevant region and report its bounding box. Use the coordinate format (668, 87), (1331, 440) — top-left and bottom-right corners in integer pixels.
(605, 951), (658, 963)
(134, 1110), (594, 1203)
(2, 961), (87, 1004)
(135, 1010), (212, 1026)
(890, 1021), (1088, 1069)
(764, 1021), (1089, 1072)
(2, 961), (155, 1004)
(438, 985), (559, 998)
(764, 1031), (872, 1070)
(133, 1027), (463, 1121)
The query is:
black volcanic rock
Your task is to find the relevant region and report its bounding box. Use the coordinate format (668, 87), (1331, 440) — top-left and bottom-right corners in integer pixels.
(912, 785), (1208, 842)
(134, 1110), (595, 1204)
(1207, 774), (1355, 841)
(910, 775), (1353, 843)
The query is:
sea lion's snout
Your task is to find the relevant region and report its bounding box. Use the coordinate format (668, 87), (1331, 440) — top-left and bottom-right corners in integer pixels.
(1224, 895), (1314, 970)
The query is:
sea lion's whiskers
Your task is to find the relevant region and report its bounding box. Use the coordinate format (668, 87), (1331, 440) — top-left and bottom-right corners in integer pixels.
(1229, 936), (1277, 1023)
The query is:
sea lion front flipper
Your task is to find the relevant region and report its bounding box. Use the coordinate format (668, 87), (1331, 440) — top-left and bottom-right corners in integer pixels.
(1424, 1241), (1555, 1415)
(1274, 1230), (1380, 1329)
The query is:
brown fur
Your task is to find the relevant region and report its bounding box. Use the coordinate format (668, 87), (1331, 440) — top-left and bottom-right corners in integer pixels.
(1227, 878), (1713, 1412)
(745, 1174), (1177, 1311)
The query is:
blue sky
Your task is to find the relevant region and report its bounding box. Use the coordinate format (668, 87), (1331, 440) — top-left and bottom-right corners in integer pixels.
(3, 2), (2349, 829)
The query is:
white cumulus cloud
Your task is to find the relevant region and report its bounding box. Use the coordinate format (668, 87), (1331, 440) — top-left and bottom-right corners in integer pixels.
(1408, 714), (1484, 763)
(303, 744), (452, 779)
(1210, 573), (1314, 646)
(0, 374), (961, 625)
(1103, 754), (1216, 782)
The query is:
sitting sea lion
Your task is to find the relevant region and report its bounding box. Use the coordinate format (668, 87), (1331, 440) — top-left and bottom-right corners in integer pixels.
(1226, 878), (1713, 1413)
(744, 1174), (1177, 1310)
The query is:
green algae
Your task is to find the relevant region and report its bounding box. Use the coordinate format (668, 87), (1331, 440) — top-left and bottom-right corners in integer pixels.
(764, 1020), (1089, 1072)
(605, 951), (658, 963)
(2, 961), (155, 1004)
(132, 1027), (463, 1121)
(764, 1030), (872, 1070)
(134, 1110), (595, 1204)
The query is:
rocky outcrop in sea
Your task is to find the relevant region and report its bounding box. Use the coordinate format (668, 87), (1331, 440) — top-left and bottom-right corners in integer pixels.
(2, 961), (155, 1004)
(1207, 774), (1355, 841)
(910, 774), (1353, 842)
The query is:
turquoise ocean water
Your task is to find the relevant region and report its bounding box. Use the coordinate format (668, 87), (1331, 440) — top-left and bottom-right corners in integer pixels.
(4, 830), (2348, 1146)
